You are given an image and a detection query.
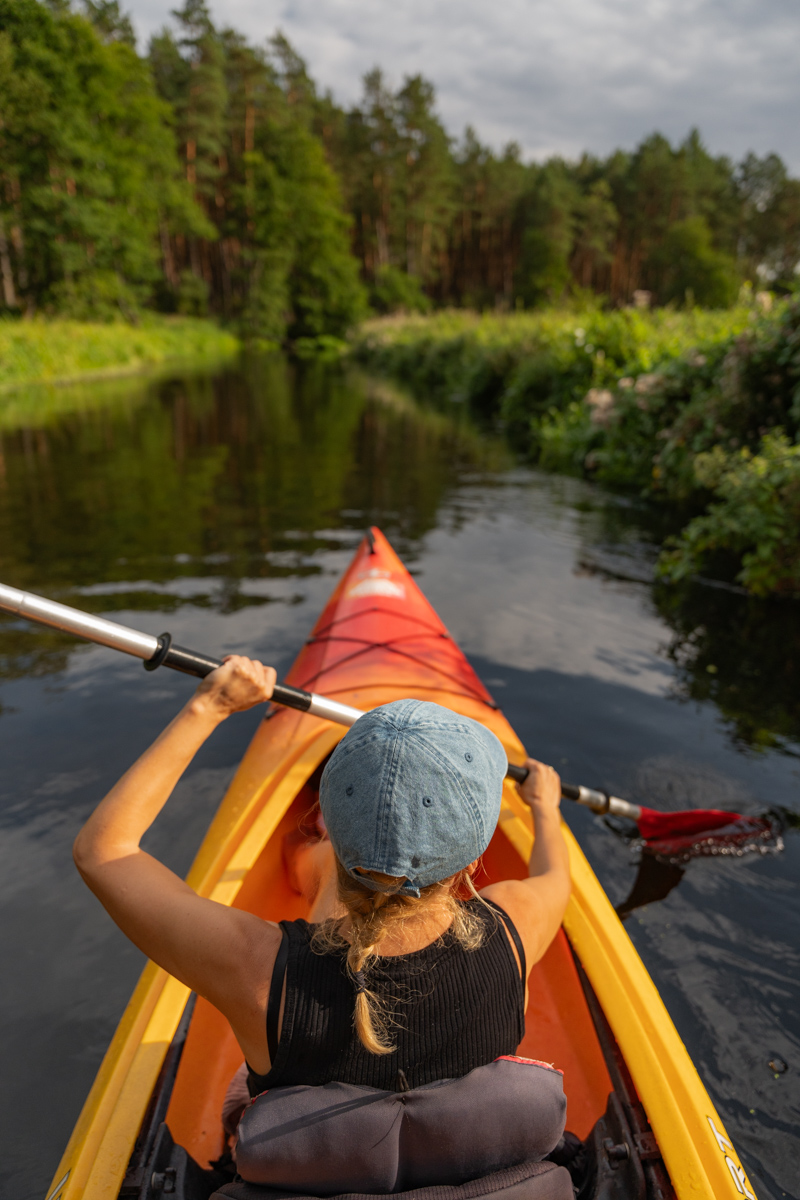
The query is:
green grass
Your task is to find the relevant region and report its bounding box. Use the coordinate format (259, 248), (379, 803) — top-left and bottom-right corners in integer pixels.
(0, 315), (240, 393)
(353, 307), (753, 432)
(356, 306), (751, 358)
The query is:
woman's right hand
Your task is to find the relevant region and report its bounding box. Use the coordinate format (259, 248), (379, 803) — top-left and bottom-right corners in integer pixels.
(193, 655), (276, 720)
(517, 758), (562, 812)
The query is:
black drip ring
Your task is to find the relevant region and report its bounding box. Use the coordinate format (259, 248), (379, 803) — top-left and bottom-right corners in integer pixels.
(144, 632), (173, 672)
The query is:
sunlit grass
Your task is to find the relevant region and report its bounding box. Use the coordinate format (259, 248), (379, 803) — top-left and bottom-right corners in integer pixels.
(0, 316), (239, 393)
(354, 305), (754, 386)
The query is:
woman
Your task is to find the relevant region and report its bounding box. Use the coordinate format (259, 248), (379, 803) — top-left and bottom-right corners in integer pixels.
(74, 656), (571, 1146)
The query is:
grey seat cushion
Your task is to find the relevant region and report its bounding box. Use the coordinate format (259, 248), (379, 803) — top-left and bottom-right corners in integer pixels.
(211, 1158), (573, 1200)
(235, 1056), (566, 1195)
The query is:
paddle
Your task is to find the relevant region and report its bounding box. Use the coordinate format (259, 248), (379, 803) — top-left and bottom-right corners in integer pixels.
(505, 763), (762, 843)
(0, 581), (759, 845)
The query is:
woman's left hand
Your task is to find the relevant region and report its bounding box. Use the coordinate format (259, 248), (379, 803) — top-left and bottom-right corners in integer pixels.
(194, 655), (276, 719)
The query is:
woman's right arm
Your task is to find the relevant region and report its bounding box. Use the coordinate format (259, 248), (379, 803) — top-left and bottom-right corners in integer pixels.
(481, 759), (571, 972)
(73, 656), (281, 1070)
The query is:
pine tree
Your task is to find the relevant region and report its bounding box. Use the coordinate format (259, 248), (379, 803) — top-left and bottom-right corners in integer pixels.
(0, 0), (208, 316)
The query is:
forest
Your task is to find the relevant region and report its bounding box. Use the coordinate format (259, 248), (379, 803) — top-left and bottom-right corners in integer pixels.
(1, 0), (800, 343)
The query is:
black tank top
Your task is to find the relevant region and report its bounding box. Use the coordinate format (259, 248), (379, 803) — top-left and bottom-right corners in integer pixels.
(248, 899), (526, 1096)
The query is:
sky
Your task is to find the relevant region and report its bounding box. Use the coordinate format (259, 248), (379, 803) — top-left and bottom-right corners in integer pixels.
(124, 0), (800, 172)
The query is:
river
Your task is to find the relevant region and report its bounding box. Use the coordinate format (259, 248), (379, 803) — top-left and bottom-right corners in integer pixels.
(0, 355), (797, 1200)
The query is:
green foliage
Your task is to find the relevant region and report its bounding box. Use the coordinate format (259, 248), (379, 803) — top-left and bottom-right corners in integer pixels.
(148, 11), (366, 342)
(81, 0), (134, 45)
(581, 295), (800, 499)
(371, 266), (431, 315)
(355, 297), (800, 596)
(515, 162), (580, 305)
(353, 305), (751, 439)
(651, 216), (739, 308)
(175, 269), (210, 317)
(536, 402), (597, 474)
(280, 125), (368, 339)
(323, 69), (454, 292)
(0, 0), (364, 344)
(657, 432), (800, 596)
(0, 315), (238, 391)
(321, 101), (800, 309)
(50, 268), (143, 321)
(3, 4), (799, 333)
(0, 0), (210, 313)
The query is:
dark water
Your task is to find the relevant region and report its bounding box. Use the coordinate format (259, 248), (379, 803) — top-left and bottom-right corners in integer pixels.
(0, 357), (798, 1200)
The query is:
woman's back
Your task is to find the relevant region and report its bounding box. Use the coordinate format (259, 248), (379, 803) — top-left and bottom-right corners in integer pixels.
(73, 669), (570, 1105)
(249, 900), (525, 1094)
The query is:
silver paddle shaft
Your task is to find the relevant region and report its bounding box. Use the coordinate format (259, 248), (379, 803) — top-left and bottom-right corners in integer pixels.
(506, 764), (642, 819)
(568, 784), (642, 822)
(0, 581), (362, 725)
(0, 581), (638, 806)
(0, 582), (159, 659)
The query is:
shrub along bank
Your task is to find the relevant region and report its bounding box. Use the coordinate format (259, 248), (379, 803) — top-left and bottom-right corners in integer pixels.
(0, 316), (239, 392)
(353, 299), (800, 597)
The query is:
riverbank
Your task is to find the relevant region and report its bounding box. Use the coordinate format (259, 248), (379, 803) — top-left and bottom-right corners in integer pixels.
(353, 301), (800, 597)
(0, 316), (240, 394)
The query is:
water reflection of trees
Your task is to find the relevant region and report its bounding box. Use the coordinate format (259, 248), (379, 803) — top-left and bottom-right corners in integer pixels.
(0, 357), (507, 681)
(655, 581), (800, 753)
(573, 492), (800, 754)
(13, 352), (794, 755)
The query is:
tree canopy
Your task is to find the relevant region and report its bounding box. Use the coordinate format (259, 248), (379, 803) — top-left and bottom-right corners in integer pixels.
(0, 0), (798, 336)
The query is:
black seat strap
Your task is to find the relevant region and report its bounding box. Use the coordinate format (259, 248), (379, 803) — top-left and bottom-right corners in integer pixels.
(266, 924), (290, 1063)
(483, 899), (527, 982)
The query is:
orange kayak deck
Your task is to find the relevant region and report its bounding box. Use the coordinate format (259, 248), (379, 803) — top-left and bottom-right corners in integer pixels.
(45, 529), (758, 1200)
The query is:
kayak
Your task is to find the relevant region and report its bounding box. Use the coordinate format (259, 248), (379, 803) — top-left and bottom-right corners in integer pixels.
(45, 528), (757, 1200)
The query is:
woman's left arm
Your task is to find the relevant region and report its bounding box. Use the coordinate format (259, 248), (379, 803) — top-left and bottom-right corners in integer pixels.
(73, 657), (278, 1019)
(481, 759), (571, 976)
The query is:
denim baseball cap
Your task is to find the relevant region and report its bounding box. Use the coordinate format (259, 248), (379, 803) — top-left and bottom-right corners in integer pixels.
(319, 699), (507, 896)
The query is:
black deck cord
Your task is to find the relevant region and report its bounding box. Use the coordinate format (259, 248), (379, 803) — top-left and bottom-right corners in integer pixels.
(266, 925), (290, 1062)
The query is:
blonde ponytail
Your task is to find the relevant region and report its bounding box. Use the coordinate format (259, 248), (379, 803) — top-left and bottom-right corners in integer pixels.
(312, 859), (487, 1055)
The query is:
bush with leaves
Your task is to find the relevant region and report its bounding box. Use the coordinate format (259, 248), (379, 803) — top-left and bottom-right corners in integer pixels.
(657, 432), (800, 596)
(354, 305), (753, 442)
(356, 297), (800, 595)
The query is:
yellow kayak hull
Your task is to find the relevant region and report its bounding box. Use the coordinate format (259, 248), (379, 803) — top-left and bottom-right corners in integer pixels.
(46, 530), (757, 1200)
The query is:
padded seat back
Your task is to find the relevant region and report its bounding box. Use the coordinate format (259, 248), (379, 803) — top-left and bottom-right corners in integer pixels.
(235, 1056), (566, 1196)
(212, 1158), (573, 1200)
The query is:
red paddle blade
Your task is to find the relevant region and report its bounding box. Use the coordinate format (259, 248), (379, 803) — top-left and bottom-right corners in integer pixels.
(636, 807), (781, 863)
(636, 807), (745, 840)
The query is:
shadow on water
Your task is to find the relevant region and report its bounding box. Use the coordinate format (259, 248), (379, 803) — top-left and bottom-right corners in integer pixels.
(0, 354), (798, 1199)
(615, 855), (687, 917)
(614, 805), (798, 921)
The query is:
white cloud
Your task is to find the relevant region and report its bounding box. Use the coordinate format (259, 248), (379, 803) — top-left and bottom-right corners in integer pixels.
(125, 0), (800, 170)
